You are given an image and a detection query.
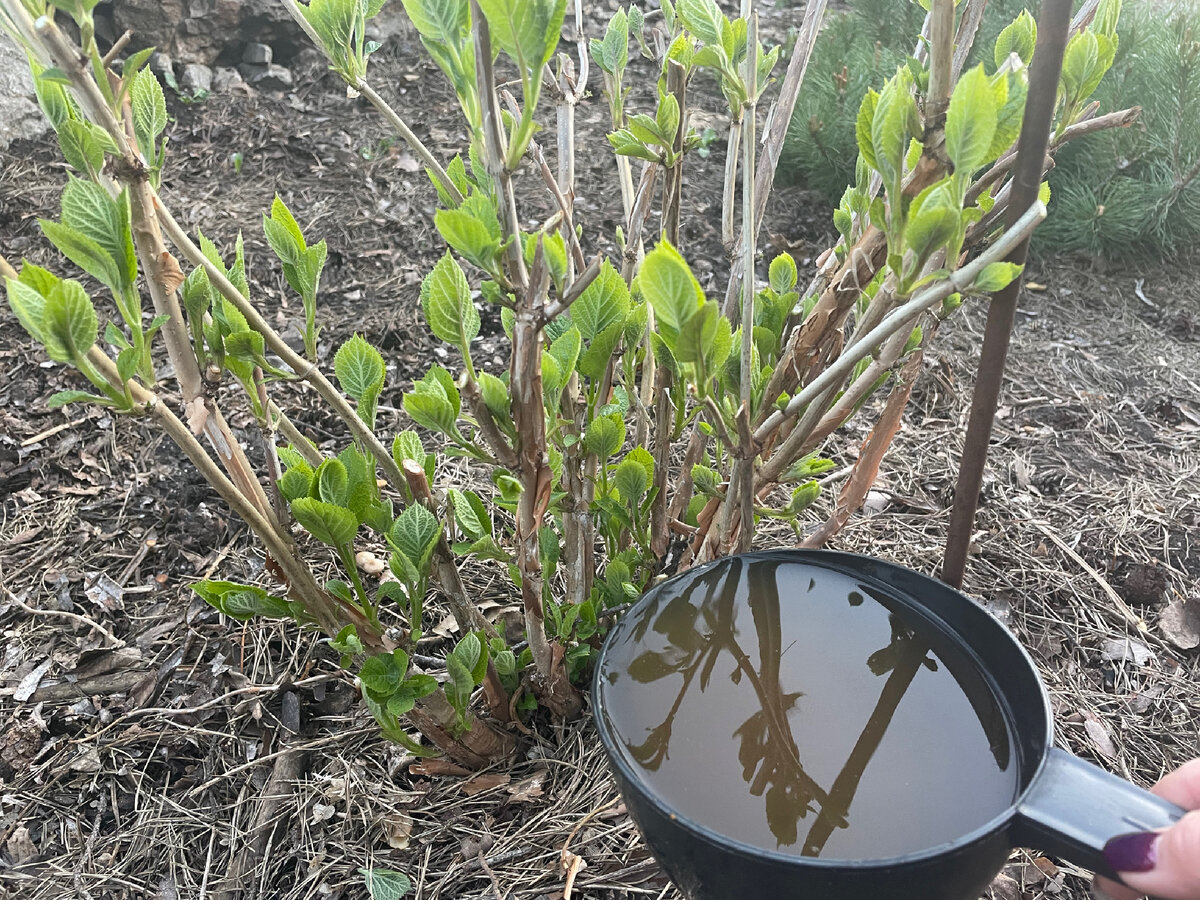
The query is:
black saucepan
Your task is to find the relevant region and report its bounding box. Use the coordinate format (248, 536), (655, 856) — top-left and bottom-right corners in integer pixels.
(593, 549), (1185, 900)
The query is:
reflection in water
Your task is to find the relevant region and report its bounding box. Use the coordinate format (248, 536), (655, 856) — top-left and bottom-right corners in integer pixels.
(601, 557), (1017, 859)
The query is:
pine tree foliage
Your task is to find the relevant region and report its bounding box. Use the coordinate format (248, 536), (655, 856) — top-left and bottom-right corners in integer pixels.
(780, 0), (1200, 260)
(1038, 2), (1200, 257)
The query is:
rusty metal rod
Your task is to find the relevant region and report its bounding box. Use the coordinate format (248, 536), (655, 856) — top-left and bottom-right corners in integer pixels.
(941, 0), (1073, 589)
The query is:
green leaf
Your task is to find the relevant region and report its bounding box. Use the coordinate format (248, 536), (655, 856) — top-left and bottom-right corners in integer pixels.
(476, 0), (566, 71)
(131, 65), (168, 157)
(577, 319), (623, 382)
(316, 458), (350, 507)
(57, 120), (106, 176)
(360, 868), (412, 900)
(593, 8), (628, 74)
(291, 497), (359, 547)
(972, 261), (1024, 294)
(547, 326), (581, 387)
(768, 253), (797, 295)
(571, 259), (629, 341)
(676, 0), (724, 45)
(390, 503), (441, 572)
(60, 179), (136, 292)
(42, 279), (97, 363)
(444, 653), (474, 718)
(47, 389), (106, 408)
(585, 414), (625, 460)
(6, 277), (48, 344)
(476, 371), (511, 421)
(613, 458), (648, 503)
(448, 488), (490, 539)
(334, 333), (386, 401)
(673, 300), (718, 365)
(871, 67), (917, 186)
(192, 580), (292, 622)
(422, 252), (479, 352)
(638, 241), (704, 333)
(453, 632), (487, 685)
(400, 0), (468, 44)
(905, 179), (961, 266)
(360, 650), (407, 696)
(994, 10), (1037, 69)
(404, 368), (461, 435)
(39, 220), (122, 295)
(392, 430), (426, 471)
(435, 208), (499, 273)
(278, 466), (313, 502)
(945, 65), (998, 176)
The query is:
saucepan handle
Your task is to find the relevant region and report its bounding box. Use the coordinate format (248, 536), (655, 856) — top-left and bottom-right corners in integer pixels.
(1012, 747), (1187, 881)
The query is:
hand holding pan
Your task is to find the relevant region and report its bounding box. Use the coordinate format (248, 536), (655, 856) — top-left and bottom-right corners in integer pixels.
(593, 550), (1187, 900)
(1091, 758), (1200, 900)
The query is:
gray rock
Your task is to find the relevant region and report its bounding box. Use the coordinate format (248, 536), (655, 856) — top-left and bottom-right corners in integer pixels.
(179, 63), (213, 94)
(0, 33), (52, 150)
(242, 42), (272, 65)
(239, 63), (293, 92)
(111, 0), (306, 66)
(149, 51), (174, 78)
(211, 66), (244, 93)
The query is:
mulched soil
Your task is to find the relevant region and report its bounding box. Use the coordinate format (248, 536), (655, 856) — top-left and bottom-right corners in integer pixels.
(1, 6), (1199, 900)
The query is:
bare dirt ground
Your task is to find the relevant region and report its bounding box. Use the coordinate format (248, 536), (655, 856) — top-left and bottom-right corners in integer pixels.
(1, 8), (1199, 900)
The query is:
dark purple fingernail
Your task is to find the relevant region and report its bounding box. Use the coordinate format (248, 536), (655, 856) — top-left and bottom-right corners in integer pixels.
(1103, 831), (1159, 873)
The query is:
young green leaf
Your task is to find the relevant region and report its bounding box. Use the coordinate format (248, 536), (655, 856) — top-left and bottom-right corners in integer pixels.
(6, 277), (48, 345)
(871, 67), (918, 186)
(945, 65), (998, 176)
(571, 259), (629, 341)
(972, 261), (1024, 294)
(41, 279), (97, 363)
(585, 414), (626, 460)
(768, 253), (797, 295)
(421, 252), (480, 353)
(613, 457), (649, 503)
(676, 0), (725, 46)
(448, 488), (491, 540)
(192, 581), (293, 622)
(291, 497), (359, 547)
(452, 632), (487, 685)
(476, 0), (566, 72)
(334, 334), (386, 401)
(131, 65), (168, 158)
(994, 10), (1037, 69)
(316, 458), (350, 507)
(390, 503), (441, 573)
(39, 220), (122, 295)
(404, 365), (462, 434)
(61, 179), (136, 292)
(638, 241), (705, 333)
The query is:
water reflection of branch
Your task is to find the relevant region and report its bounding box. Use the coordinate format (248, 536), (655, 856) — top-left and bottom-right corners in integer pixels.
(623, 562), (735, 771)
(800, 618), (931, 856)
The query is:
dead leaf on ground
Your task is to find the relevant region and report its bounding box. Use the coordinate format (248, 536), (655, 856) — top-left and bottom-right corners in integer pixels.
(460, 772), (510, 796)
(311, 802), (337, 824)
(383, 811), (413, 849)
(1081, 712), (1117, 760)
(986, 872), (1022, 900)
(85, 571), (125, 611)
(1159, 596), (1200, 650)
(1101, 637), (1156, 666)
(13, 658), (54, 702)
(5, 825), (37, 864)
(507, 768), (548, 803)
(69, 746), (102, 772)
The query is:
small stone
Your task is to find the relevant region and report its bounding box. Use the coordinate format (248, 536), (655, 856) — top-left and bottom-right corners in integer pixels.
(148, 51), (173, 78)
(211, 66), (244, 93)
(239, 63), (292, 91)
(179, 63), (212, 94)
(242, 42), (273, 65)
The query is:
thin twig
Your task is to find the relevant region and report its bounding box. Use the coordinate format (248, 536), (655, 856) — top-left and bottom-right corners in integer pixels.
(4, 585), (125, 647)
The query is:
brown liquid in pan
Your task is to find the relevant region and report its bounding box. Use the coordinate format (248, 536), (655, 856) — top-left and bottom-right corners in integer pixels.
(599, 558), (1019, 860)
